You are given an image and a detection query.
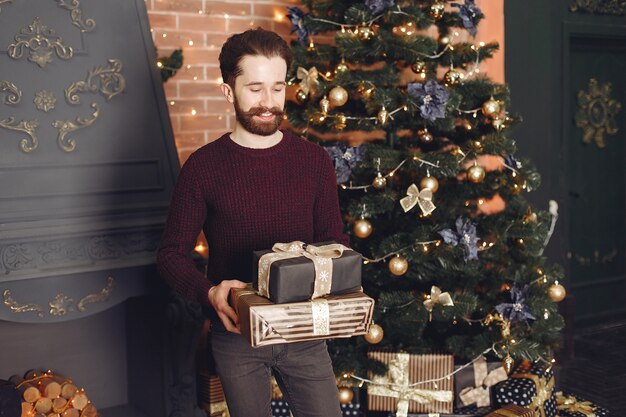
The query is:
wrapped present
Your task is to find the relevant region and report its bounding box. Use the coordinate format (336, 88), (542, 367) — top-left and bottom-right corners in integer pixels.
(253, 241), (362, 304)
(453, 404), (497, 416)
(494, 361), (556, 417)
(271, 393), (362, 417)
(367, 352), (454, 416)
(0, 379), (21, 417)
(231, 286), (374, 348)
(454, 357), (508, 408)
(197, 372), (229, 417)
(486, 404), (534, 417)
(556, 391), (610, 417)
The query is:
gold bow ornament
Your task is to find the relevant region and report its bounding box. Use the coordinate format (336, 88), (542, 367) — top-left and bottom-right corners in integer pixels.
(257, 241), (349, 336)
(458, 356), (508, 407)
(556, 392), (597, 417)
(400, 184), (436, 216)
(423, 286), (454, 320)
(296, 66), (320, 97)
(209, 401), (230, 417)
(510, 372), (555, 417)
(368, 353), (453, 417)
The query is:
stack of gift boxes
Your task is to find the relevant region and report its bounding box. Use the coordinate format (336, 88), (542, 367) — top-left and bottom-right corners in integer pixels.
(203, 241), (610, 417)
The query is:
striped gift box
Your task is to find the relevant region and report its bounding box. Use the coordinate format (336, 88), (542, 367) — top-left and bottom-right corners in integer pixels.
(231, 288), (374, 348)
(367, 352), (455, 414)
(197, 371), (225, 406)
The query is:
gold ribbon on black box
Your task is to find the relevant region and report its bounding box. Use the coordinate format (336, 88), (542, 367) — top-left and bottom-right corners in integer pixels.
(459, 356), (508, 407)
(209, 401), (230, 417)
(257, 241), (349, 300)
(368, 353), (453, 417)
(556, 392), (597, 417)
(510, 372), (555, 417)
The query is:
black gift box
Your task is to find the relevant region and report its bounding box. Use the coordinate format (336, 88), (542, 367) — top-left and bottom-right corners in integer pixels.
(556, 392), (610, 417)
(494, 361), (557, 417)
(454, 361), (507, 408)
(271, 392), (362, 417)
(252, 242), (362, 304)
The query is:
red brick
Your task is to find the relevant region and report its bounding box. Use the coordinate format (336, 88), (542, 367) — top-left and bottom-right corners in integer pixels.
(153, 30), (205, 49)
(179, 81), (221, 97)
(153, 0), (203, 13)
(183, 48), (220, 65)
(167, 98), (206, 115)
(205, 1), (252, 18)
(179, 15), (226, 32)
(180, 114), (229, 132)
(148, 12), (178, 30)
(175, 132), (206, 149)
(206, 33), (229, 49)
(253, 3), (286, 20)
(205, 98), (232, 113)
(205, 130), (229, 142)
(177, 148), (195, 165)
(226, 17), (261, 33)
(162, 81), (178, 98)
(169, 64), (205, 82)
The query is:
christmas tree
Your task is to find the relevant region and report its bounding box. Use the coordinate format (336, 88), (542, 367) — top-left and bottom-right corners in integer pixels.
(284, 0), (565, 380)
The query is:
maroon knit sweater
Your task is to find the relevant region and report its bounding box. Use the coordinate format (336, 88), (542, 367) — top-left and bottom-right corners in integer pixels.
(157, 130), (349, 306)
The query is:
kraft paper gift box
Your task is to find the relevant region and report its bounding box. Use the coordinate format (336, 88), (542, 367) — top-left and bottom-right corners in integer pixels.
(230, 285), (374, 348)
(454, 357), (508, 408)
(367, 351), (455, 416)
(252, 241), (362, 304)
(197, 372), (229, 417)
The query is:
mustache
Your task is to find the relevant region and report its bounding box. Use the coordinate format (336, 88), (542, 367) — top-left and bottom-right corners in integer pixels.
(243, 106), (285, 118)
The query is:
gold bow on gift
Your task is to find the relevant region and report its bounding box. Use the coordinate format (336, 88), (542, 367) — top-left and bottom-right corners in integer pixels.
(511, 372), (555, 417)
(258, 241), (349, 301)
(209, 401), (230, 417)
(400, 184), (436, 216)
(556, 392), (597, 417)
(296, 66), (320, 97)
(369, 353), (453, 417)
(423, 286), (454, 320)
(458, 356), (508, 407)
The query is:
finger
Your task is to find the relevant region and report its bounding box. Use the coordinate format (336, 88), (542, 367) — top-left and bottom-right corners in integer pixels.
(222, 304), (239, 325)
(218, 312), (239, 333)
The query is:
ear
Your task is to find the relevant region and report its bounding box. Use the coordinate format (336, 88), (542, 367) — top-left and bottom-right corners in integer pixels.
(221, 83), (234, 103)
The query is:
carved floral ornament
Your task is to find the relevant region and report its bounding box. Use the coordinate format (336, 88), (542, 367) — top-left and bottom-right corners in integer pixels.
(570, 0), (626, 15)
(575, 78), (622, 149)
(3, 277), (115, 318)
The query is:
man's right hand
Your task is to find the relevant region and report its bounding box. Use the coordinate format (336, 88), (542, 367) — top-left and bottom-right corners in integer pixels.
(208, 279), (248, 333)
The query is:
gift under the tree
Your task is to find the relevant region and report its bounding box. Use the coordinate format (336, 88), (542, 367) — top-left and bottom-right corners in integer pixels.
(0, 379), (20, 417)
(367, 352), (454, 417)
(454, 357), (508, 408)
(253, 241), (362, 304)
(493, 361), (557, 417)
(555, 391), (610, 417)
(197, 372), (229, 417)
(486, 403), (534, 417)
(230, 285), (374, 348)
(271, 395), (362, 417)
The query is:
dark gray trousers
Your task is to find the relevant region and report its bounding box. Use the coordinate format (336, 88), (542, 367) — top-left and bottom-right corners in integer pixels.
(210, 329), (342, 417)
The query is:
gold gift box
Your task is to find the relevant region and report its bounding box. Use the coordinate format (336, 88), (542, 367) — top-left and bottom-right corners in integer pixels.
(367, 351), (454, 414)
(230, 286), (374, 348)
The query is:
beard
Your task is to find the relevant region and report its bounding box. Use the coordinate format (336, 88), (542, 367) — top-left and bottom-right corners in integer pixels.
(233, 97), (285, 136)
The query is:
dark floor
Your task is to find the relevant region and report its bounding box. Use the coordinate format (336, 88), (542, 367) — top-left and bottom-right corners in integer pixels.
(556, 320), (626, 415)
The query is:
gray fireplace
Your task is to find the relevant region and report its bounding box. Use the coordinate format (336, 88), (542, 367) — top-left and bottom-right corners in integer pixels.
(0, 1), (202, 416)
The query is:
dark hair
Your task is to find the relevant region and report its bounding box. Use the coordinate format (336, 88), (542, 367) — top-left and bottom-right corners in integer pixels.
(219, 27), (292, 88)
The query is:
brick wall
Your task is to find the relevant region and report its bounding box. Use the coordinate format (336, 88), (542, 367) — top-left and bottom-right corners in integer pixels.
(145, 0), (504, 164)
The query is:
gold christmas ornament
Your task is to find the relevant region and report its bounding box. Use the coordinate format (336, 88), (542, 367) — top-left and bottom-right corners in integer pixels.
(411, 60), (427, 75)
(295, 88), (308, 104)
(372, 172), (387, 189)
(481, 97), (501, 117)
(338, 387), (354, 404)
(443, 68), (462, 86)
(418, 129), (434, 143)
(320, 96), (330, 114)
(429, 2), (446, 20)
(388, 255), (409, 276)
(548, 283), (566, 302)
(502, 354), (515, 375)
(467, 164), (486, 183)
(364, 323), (384, 344)
(335, 61), (349, 75)
(378, 106), (390, 126)
(309, 112), (326, 125)
(420, 175), (439, 193)
(329, 86), (349, 107)
(353, 219), (373, 238)
(334, 113), (347, 131)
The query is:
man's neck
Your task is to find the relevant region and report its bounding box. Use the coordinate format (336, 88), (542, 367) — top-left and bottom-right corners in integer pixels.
(229, 125), (283, 149)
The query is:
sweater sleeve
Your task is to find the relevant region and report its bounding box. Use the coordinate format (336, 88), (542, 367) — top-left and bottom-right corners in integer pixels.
(157, 154), (213, 306)
(313, 149), (350, 247)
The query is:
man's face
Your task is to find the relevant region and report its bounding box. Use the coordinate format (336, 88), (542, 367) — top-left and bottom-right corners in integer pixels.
(230, 55), (287, 136)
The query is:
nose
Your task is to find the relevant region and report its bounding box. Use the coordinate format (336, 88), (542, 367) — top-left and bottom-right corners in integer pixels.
(259, 88), (273, 108)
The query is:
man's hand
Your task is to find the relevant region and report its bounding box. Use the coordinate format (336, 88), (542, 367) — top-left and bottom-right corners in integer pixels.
(208, 280), (248, 333)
